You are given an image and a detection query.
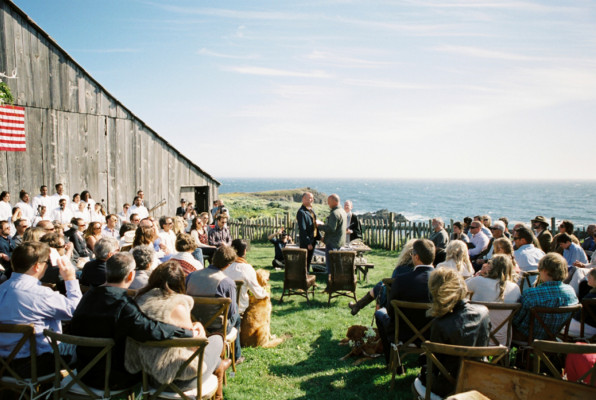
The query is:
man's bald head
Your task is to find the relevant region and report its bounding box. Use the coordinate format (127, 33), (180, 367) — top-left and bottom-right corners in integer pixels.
(327, 194), (340, 209)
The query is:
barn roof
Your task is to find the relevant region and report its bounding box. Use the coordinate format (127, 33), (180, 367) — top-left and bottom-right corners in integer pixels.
(4, 0), (220, 185)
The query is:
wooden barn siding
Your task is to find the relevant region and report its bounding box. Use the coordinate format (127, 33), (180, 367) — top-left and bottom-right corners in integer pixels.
(0, 2), (218, 216)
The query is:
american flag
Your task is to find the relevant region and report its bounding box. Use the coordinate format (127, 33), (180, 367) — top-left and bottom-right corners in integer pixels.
(0, 105), (26, 151)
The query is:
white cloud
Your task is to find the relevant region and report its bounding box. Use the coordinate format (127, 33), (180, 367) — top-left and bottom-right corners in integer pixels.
(433, 45), (541, 61)
(222, 66), (334, 79)
(197, 48), (258, 59)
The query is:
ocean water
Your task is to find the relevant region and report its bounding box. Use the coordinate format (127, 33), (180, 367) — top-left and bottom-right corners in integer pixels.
(219, 178), (596, 229)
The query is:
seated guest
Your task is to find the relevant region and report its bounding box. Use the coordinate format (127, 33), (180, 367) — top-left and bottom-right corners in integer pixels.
(418, 268), (490, 397)
(429, 218), (449, 264)
(170, 233), (204, 276)
(118, 222), (136, 248)
(557, 233), (588, 267)
(268, 228), (293, 268)
(208, 215), (232, 248)
(0, 242), (81, 377)
(224, 239), (269, 315)
(186, 245), (243, 364)
(437, 240), (474, 279)
(449, 221), (469, 243)
(158, 216), (176, 255)
(349, 239), (415, 315)
(102, 214), (120, 239)
(512, 253), (578, 341)
(468, 221), (490, 260)
(65, 217), (93, 262)
(124, 261), (227, 399)
(375, 239), (435, 364)
(71, 253), (198, 390)
(531, 216), (553, 253)
(480, 215), (493, 238)
(39, 232), (74, 285)
(466, 254), (521, 345)
(568, 268), (596, 338)
(0, 220), (14, 273)
(80, 237), (119, 287)
(132, 225), (161, 269)
(582, 224), (596, 255)
(552, 219), (581, 253)
(189, 212), (215, 261)
(129, 245), (155, 290)
(513, 226), (545, 287)
(84, 221), (103, 253)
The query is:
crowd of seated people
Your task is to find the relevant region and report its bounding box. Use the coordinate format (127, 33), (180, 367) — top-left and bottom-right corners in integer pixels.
(0, 184), (269, 399)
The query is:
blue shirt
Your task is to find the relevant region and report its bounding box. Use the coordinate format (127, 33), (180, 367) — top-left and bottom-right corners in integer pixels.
(0, 273), (82, 358)
(563, 242), (588, 266)
(514, 244), (545, 272)
(512, 280), (578, 340)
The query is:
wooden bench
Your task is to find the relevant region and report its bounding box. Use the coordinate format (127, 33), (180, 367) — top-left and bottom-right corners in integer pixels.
(455, 359), (596, 399)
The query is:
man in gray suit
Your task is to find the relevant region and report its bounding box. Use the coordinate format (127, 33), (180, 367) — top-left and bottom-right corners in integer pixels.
(317, 194), (347, 280)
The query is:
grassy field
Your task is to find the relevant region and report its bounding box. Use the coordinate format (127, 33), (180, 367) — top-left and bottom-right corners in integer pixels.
(223, 243), (419, 400)
(220, 192), (330, 220)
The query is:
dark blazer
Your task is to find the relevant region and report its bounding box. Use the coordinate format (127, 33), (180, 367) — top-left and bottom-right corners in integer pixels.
(71, 286), (192, 390)
(386, 265), (434, 342)
(296, 205), (320, 247)
(537, 230), (553, 253)
(80, 259), (107, 287)
(65, 227), (92, 259)
(348, 213), (362, 241)
(175, 206), (186, 217)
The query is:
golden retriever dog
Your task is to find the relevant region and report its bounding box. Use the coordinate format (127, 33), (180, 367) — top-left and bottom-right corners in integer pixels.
(339, 325), (384, 365)
(240, 269), (284, 348)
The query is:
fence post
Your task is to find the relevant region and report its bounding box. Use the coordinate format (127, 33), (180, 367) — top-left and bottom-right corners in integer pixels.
(551, 217), (556, 235)
(389, 212), (395, 251)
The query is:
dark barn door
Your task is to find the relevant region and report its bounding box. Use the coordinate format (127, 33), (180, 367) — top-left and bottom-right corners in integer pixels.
(194, 186), (210, 213)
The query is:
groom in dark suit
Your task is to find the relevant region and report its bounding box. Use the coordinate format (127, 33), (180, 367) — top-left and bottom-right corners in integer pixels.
(375, 238), (435, 364)
(296, 192), (321, 272)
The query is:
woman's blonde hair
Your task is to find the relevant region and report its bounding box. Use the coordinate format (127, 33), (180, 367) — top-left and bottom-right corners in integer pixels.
(493, 237), (518, 268)
(486, 254), (514, 301)
(173, 216), (186, 235)
(395, 239), (416, 267)
(444, 240), (474, 276)
(427, 267), (468, 318)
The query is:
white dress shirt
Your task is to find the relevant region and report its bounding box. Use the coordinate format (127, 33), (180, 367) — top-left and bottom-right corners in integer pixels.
(14, 201), (34, 224)
(0, 201), (12, 221)
(50, 206), (74, 226)
(128, 205), (149, 220)
(223, 260), (268, 314)
(32, 194), (52, 211)
(158, 230), (176, 254)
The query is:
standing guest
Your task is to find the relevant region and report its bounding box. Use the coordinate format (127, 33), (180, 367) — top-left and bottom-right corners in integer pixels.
(32, 185), (52, 212)
(190, 212), (215, 260)
(80, 237), (119, 287)
(176, 199), (187, 217)
(71, 253), (197, 391)
(557, 233), (588, 267)
(128, 196), (149, 220)
(0, 242), (81, 378)
(375, 239), (435, 364)
(468, 221), (490, 260)
(512, 253), (578, 341)
(117, 203), (130, 224)
(32, 205), (51, 227)
(186, 245), (243, 364)
(65, 217), (93, 261)
(208, 214), (232, 248)
(317, 194), (347, 275)
(70, 193), (81, 212)
(73, 201), (91, 224)
(170, 233), (204, 276)
(296, 192), (320, 272)
(50, 198), (73, 226)
(136, 189), (148, 209)
(0, 220), (13, 272)
(50, 183), (69, 210)
(450, 221), (469, 243)
(130, 245), (154, 290)
(437, 240), (474, 279)
(11, 218), (29, 247)
(84, 221), (103, 253)
(102, 214), (120, 239)
(80, 190), (96, 211)
(418, 268), (490, 398)
(531, 216), (553, 253)
(268, 228), (293, 268)
(552, 219), (581, 253)
(158, 216), (176, 255)
(429, 218), (449, 250)
(224, 239), (269, 315)
(15, 190), (34, 225)
(0, 191), (11, 221)
(343, 200), (362, 242)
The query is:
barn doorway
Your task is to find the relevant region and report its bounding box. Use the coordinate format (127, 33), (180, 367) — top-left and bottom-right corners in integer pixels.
(194, 186), (210, 214)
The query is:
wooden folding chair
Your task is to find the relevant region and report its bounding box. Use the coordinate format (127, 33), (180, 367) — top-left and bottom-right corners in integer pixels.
(279, 248), (316, 304)
(43, 329), (136, 400)
(533, 340), (596, 386)
(0, 324), (55, 399)
(470, 302), (521, 364)
(234, 280), (244, 308)
(191, 297), (236, 378)
(389, 300), (434, 387)
(326, 251), (357, 306)
(139, 338), (218, 400)
(413, 341), (508, 400)
(518, 270), (540, 292)
(580, 298), (596, 342)
(456, 359), (596, 399)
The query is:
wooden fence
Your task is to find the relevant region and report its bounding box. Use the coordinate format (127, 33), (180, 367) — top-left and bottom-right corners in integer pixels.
(227, 214), (591, 252)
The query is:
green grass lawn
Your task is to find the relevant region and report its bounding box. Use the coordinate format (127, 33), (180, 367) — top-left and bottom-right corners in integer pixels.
(224, 243), (419, 400)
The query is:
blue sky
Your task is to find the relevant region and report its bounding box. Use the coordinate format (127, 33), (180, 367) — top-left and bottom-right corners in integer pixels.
(12, 0), (596, 180)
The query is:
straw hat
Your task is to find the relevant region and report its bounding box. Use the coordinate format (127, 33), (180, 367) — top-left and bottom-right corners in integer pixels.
(531, 216), (549, 227)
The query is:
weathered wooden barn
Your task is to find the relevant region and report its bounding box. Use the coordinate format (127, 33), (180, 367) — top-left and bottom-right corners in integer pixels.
(0, 0), (219, 216)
